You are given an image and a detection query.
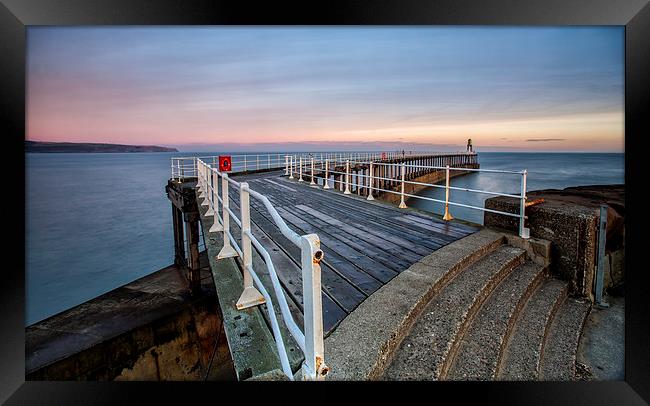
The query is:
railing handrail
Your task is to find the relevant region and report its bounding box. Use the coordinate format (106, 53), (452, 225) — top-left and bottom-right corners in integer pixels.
(192, 157), (328, 381)
(280, 153), (529, 239)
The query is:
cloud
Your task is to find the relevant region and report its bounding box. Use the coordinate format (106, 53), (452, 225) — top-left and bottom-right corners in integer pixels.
(525, 138), (567, 142)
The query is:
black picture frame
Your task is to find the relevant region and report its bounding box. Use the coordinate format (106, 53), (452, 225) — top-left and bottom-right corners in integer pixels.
(2, 0), (649, 404)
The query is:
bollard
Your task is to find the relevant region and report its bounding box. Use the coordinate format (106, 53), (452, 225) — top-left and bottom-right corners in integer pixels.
(217, 173), (238, 259)
(367, 162), (375, 200)
(236, 182), (266, 310)
(209, 170), (223, 232)
(519, 170), (529, 238)
(299, 157), (304, 182)
(443, 165), (454, 221)
(398, 163), (407, 208)
(344, 160), (352, 194)
(323, 159), (331, 189)
(300, 234), (329, 380)
(310, 157), (316, 186)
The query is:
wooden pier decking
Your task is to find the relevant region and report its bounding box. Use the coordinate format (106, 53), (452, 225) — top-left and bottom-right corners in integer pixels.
(222, 170), (479, 334)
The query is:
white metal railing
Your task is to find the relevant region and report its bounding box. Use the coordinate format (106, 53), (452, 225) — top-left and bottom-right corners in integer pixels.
(192, 157), (329, 381)
(171, 151), (444, 181)
(284, 154), (529, 239)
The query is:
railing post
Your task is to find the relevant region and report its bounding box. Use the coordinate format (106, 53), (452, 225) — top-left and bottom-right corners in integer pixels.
(323, 159), (331, 189)
(200, 162), (210, 207)
(299, 157), (304, 182)
(594, 204), (609, 308)
(519, 169), (529, 238)
(236, 182), (266, 310)
(244, 155), (247, 172)
(344, 160), (351, 194)
(205, 167), (215, 215)
(256, 154), (259, 170)
(367, 162), (375, 200)
(443, 165), (454, 221)
(285, 155), (289, 175)
(289, 155), (295, 179)
(300, 234), (328, 380)
(398, 163), (407, 208)
(310, 157), (316, 186)
(209, 169), (223, 232)
(217, 173), (238, 259)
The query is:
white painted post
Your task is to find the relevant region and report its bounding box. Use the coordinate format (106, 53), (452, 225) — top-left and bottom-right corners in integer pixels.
(256, 154), (259, 170)
(217, 173), (238, 259)
(367, 162), (375, 200)
(344, 160), (351, 194)
(299, 157), (304, 181)
(209, 170), (223, 232)
(201, 163), (210, 207)
(236, 182), (266, 310)
(243, 155), (247, 172)
(300, 234), (328, 380)
(267, 154), (270, 169)
(398, 163), (407, 208)
(323, 159), (331, 189)
(443, 165), (454, 221)
(289, 155), (295, 179)
(519, 170), (529, 238)
(310, 157), (316, 186)
(285, 155), (289, 175)
(205, 168), (215, 216)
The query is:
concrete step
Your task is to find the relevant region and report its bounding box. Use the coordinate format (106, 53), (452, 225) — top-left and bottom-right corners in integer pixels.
(445, 260), (547, 380)
(497, 279), (568, 380)
(539, 297), (591, 380)
(383, 245), (527, 380)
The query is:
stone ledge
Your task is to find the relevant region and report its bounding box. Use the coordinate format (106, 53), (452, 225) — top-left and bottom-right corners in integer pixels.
(323, 229), (506, 380)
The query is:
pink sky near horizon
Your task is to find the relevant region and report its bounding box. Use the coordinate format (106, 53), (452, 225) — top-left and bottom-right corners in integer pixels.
(26, 27), (625, 152)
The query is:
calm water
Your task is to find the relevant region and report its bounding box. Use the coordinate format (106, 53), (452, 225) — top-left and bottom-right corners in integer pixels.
(25, 152), (624, 325)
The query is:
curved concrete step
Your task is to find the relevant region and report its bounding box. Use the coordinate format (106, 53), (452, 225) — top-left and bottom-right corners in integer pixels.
(497, 279), (568, 380)
(446, 260), (546, 380)
(383, 245), (526, 380)
(539, 298), (591, 380)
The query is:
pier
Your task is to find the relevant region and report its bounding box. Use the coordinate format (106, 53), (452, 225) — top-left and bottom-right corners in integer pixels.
(25, 151), (619, 382)
(167, 151), (533, 380)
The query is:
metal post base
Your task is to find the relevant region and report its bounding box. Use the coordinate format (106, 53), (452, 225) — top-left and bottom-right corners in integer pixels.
(217, 244), (238, 259)
(398, 201), (407, 209)
(236, 286), (266, 310)
(209, 221), (223, 232)
(343, 188), (351, 195)
(367, 194), (374, 201)
(595, 301), (610, 309)
(323, 183), (331, 189)
(201, 199), (210, 206)
(205, 207), (215, 216)
(443, 211), (454, 221)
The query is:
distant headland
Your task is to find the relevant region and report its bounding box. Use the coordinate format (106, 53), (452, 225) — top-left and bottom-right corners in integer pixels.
(25, 141), (178, 153)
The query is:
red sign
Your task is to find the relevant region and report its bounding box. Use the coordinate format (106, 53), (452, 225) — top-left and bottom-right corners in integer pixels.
(219, 155), (232, 172)
(381, 152), (387, 159)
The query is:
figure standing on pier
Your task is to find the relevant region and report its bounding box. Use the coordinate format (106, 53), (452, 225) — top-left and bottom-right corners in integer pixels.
(467, 138), (473, 153)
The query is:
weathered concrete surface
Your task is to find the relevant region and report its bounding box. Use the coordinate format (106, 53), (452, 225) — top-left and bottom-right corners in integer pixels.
(323, 229), (506, 380)
(26, 254), (235, 380)
(447, 261), (546, 380)
(539, 297), (591, 380)
(384, 245), (526, 380)
(576, 294), (625, 380)
(484, 185), (624, 300)
(197, 198), (286, 380)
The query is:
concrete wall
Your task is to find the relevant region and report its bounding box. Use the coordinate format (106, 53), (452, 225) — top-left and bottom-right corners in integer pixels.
(26, 264), (235, 381)
(484, 185), (624, 301)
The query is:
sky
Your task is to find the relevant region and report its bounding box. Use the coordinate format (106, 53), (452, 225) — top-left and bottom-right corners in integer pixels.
(26, 26), (624, 152)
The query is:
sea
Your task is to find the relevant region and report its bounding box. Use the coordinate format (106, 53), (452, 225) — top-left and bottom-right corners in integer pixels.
(25, 152), (624, 325)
